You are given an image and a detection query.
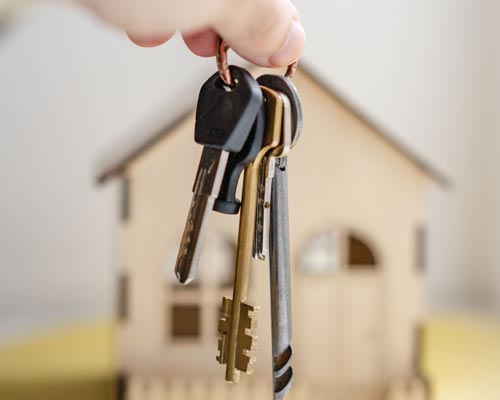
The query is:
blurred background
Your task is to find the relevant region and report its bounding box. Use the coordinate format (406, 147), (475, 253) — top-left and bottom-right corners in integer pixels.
(0, 1), (499, 399)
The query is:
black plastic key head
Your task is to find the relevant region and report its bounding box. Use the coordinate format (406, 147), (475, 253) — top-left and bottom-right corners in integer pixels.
(213, 102), (266, 215)
(195, 66), (262, 152)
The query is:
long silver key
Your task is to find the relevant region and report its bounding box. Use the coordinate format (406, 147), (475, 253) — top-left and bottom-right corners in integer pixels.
(175, 66), (262, 284)
(270, 157), (293, 400)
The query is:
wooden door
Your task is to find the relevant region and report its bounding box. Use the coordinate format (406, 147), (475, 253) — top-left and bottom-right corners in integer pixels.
(338, 271), (384, 396)
(294, 272), (383, 398)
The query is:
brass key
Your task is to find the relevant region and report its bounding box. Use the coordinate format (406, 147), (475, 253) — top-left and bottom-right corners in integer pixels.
(217, 86), (284, 382)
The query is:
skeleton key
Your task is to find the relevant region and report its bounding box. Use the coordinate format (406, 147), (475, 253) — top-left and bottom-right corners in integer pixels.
(175, 66), (262, 284)
(270, 157), (293, 400)
(217, 86), (283, 382)
(254, 92), (292, 260)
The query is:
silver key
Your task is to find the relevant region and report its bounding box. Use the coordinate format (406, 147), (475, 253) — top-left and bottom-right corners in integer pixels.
(175, 147), (229, 284)
(254, 92), (292, 260)
(270, 157), (293, 400)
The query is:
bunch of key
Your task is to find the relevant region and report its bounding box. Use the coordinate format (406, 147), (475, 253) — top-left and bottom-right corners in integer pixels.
(174, 39), (302, 400)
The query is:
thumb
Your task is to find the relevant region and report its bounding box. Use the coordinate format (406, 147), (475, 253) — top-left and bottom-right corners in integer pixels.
(214, 0), (305, 67)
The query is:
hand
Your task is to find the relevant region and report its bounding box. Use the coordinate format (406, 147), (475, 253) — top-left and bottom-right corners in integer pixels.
(80, 0), (305, 67)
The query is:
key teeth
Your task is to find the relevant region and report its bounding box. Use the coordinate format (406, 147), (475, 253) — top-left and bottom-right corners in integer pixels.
(220, 297), (233, 315)
(234, 302), (259, 374)
(217, 300), (260, 376)
(216, 297), (233, 365)
(235, 353), (257, 374)
(216, 336), (228, 364)
(240, 303), (259, 319)
(217, 315), (231, 333)
(239, 332), (257, 352)
(217, 297), (233, 331)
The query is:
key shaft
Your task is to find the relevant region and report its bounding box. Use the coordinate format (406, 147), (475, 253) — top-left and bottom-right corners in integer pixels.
(175, 148), (229, 284)
(270, 158), (293, 400)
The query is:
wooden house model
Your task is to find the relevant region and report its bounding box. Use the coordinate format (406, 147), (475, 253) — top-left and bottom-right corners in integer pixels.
(98, 65), (447, 400)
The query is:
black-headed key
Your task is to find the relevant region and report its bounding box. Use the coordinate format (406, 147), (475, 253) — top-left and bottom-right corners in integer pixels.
(213, 101), (266, 215)
(175, 66), (262, 284)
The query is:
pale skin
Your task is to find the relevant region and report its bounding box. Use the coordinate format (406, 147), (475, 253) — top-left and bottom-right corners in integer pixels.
(79, 0), (306, 67)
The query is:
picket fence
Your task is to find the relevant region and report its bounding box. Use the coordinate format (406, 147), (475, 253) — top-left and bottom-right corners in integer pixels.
(124, 375), (426, 400)
(125, 376), (311, 400)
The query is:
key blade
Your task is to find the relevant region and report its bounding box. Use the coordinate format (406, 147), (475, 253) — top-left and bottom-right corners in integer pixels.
(254, 155), (276, 260)
(175, 148), (229, 284)
(261, 156), (276, 259)
(257, 92), (293, 260)
(253, 160), (267, 260)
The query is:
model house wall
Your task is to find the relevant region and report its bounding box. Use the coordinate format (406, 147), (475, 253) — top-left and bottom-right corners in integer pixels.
(101, 67), (444, 400)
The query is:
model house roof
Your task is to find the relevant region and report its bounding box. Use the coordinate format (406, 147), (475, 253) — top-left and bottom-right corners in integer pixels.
(97, 63), (449, 186)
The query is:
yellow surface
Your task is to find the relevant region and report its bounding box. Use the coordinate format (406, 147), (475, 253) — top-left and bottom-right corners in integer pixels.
(0, 320), (116, 383)
(423, 315), (500, 400)
(1, 315), (499, 399)
(0, 320), (117, 400)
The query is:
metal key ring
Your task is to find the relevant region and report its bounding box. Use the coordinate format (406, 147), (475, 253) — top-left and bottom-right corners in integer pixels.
(217, 38), (233, 87)
(284, 60), (298, 79)
(217, 37), (299, 86)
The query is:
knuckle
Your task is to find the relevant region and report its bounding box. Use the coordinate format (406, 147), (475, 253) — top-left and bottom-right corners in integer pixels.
(229, 0), (292, 53)
(249, 1), (290, 50)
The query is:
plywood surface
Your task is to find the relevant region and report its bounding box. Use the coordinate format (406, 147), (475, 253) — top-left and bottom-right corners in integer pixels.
(1, 316), (499, 399)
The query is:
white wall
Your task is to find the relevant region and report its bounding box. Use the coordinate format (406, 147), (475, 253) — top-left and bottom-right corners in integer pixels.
(486, 1), (500, 311)
(295, 0), (498, 312)
(0, 3), (215, 339)
(0, 0), (498, 339)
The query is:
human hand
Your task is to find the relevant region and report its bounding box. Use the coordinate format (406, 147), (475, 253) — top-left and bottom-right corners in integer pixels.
(80, 0), (305, 67)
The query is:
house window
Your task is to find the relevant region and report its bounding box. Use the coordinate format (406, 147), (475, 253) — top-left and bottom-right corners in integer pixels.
(298, 229), (379, 274)
(117, 273), (128, 322)
(170, 304), (200, 338)
(298, 230), (340, 274)
(165, 235), (237, 341)
(415, 226), (426, 271)
(347, 234), (377, 268)
(165, 238), (235, 289)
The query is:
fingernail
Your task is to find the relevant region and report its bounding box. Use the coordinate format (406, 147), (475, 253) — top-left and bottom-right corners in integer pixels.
(269, 21), (306, 67)
(126, 32), (173, 47)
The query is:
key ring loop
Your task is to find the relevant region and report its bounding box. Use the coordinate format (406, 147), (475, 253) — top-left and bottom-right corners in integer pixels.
(285, 60), (298, 79)
(216, 37), (299, 85)
(217, 38), (233, 87)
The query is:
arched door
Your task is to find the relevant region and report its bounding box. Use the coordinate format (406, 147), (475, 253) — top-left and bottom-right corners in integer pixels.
(295, 230), (384, 398)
